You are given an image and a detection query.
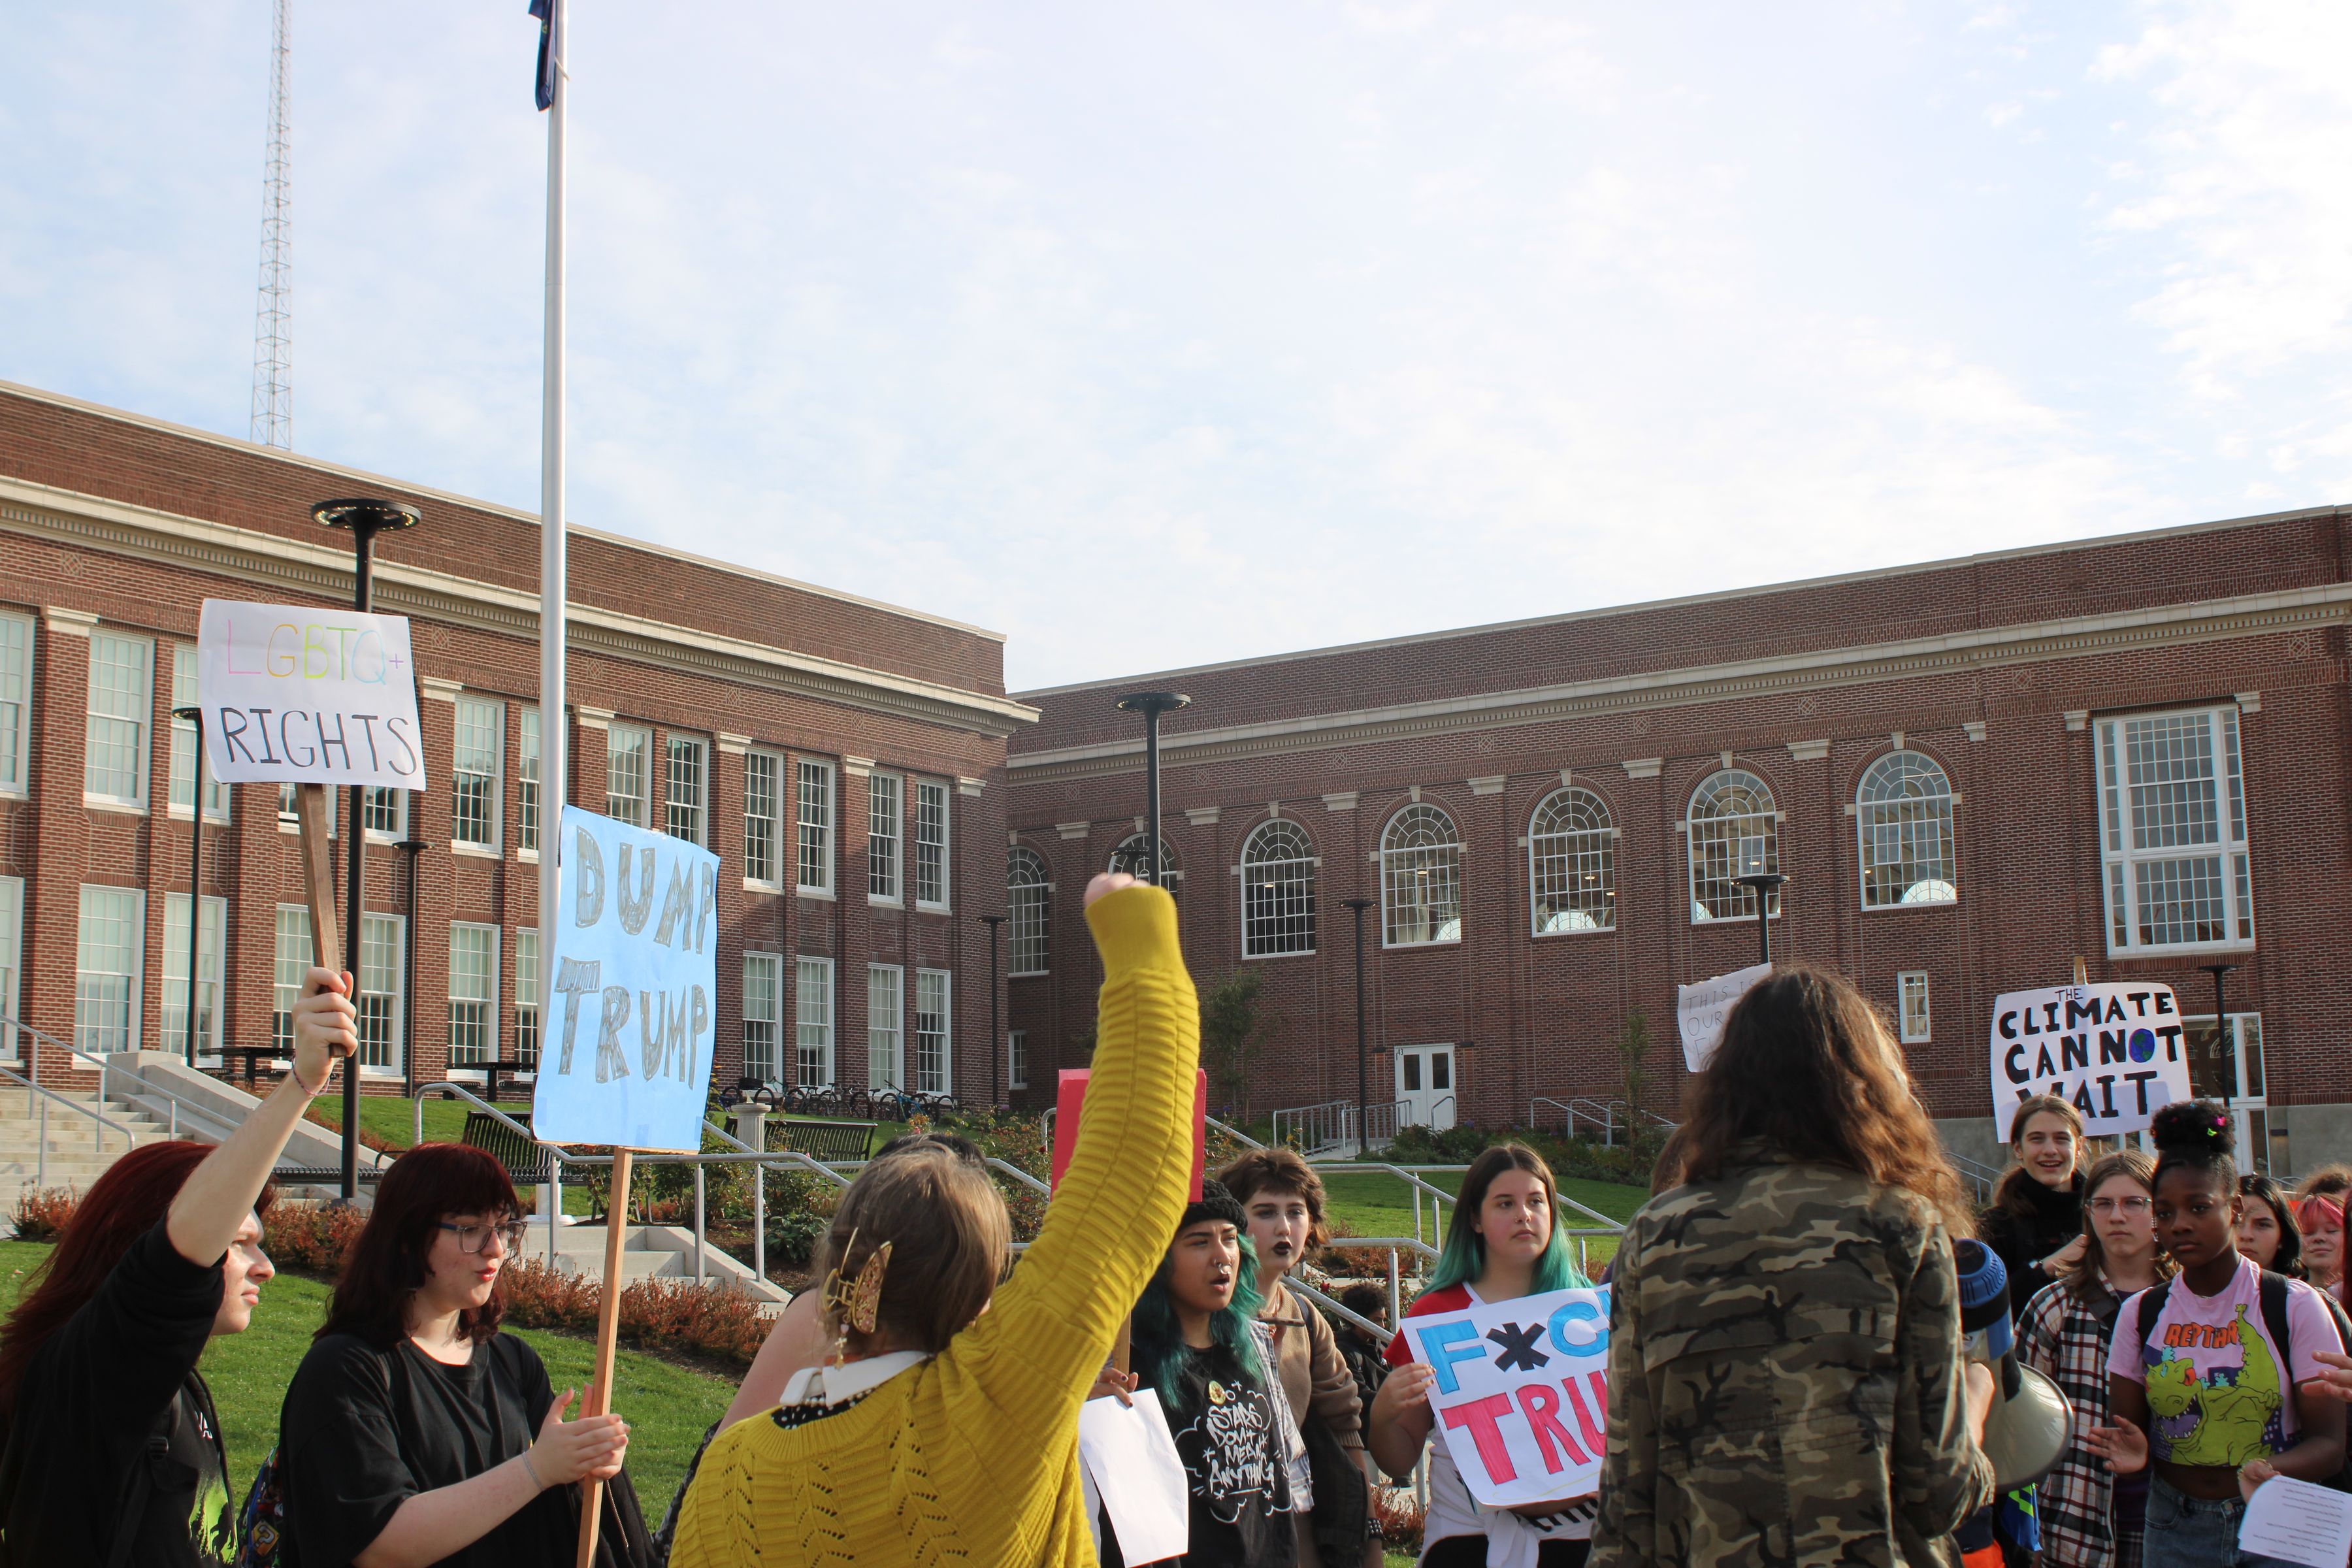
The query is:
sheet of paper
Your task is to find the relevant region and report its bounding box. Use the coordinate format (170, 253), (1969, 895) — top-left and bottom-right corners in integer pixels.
(2240, 1476), (2352, 1568)
(1077, 1386), (1190, 1566)
(1676, 962), (1771, 1073)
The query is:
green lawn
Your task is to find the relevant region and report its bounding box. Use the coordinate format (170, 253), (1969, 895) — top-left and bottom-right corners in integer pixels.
(0, 1241), (732, 1518)
(1322, 1169), (1644, 1272)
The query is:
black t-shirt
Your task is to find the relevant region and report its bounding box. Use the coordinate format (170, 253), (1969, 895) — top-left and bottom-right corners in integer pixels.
(278, 1330), (575, 1568)
(1140, 1340), (1299, 1568)
(0, 1217), (236, 1567)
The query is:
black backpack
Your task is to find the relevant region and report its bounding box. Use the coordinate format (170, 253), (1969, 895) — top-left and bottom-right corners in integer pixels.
(2134, 1271), (2352, 1490)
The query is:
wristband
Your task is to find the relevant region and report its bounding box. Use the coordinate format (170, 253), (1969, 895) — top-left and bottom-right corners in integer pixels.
(291, 1056), (323, 1098)
(523, 1447), (545, 1490)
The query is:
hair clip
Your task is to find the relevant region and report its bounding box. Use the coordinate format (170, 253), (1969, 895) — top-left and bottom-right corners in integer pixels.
(820, 1229), (893, 1363)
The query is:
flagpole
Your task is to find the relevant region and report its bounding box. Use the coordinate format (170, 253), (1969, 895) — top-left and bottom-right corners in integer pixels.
(538, 0), (566, 1090)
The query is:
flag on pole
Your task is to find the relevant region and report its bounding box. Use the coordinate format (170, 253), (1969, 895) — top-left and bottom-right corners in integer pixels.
(529, 0), (561, 110)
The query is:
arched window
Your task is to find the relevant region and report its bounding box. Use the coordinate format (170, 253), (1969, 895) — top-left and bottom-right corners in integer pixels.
(1241, 819), (1317, 957)
(1007, 846), (1050, 975)
(1857, 751), (1957, 907)
(1381, 804), (1463, 947)
(1109, 833), (1181, 902)
(1529, 787), (1616, 934)
(1688, 768), (1779, 923)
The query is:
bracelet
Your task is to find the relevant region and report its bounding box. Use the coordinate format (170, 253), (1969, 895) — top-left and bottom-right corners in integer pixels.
(522, 1447), (545, 1491)
(291, 1057), (323, 1098)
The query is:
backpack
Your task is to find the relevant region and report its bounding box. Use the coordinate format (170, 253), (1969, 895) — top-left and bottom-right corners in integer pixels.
(2134, 1270), (2352, 1491)
(232, 1445), (286, 1568)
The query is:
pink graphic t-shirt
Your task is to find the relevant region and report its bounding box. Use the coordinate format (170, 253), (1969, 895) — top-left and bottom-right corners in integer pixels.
(2106, 1253), (2338, 1467)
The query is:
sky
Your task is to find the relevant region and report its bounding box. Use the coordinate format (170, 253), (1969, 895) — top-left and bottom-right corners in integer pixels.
(6, 3), (2351, 691)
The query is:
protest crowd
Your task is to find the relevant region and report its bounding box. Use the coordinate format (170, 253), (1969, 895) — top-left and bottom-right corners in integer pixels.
(7, 874), (2352, 1568)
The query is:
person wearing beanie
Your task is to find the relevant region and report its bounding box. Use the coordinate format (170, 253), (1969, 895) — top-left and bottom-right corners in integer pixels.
(1978, 1095), (2089, 1326)
(1117, 1179), (1300, 1568)
(1948, 1241), (2045, 1568)
(2087, 1100), (2347, 1568)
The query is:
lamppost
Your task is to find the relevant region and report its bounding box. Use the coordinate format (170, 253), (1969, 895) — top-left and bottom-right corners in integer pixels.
(313, 498), (421, 1202)
(171, 705), (206, 1068)
(1345, 898), (1375, 1156)
(397, 836), (427, 1099)
(2202, 962), (2238, 1113)
(1114, 691), (1192, 892)
(980, 914), (1005, 1109)
(1732, 840), (1786, 969)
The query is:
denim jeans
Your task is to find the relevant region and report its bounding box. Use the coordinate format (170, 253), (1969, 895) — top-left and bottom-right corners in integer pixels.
(2140, 1475), (2295, 1568)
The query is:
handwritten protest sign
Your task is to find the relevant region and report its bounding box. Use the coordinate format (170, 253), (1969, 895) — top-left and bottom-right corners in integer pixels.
(532, 806), (721, 1151)
(1987, 983), (2191, 1136)
(1677, 962), (1771, 1073)
(1401, 1286), (1612, 1508)
(196, 598), (425, 791)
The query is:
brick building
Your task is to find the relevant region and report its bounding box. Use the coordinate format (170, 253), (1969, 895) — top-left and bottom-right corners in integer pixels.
(0, 381), (1036, 1105)
(1005, 504), (2352, 1171)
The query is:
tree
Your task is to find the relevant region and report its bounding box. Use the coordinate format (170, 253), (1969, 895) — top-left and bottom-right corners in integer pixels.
(1617, 1008), (1652, 1147)
(1199, 967), (1269, 1119)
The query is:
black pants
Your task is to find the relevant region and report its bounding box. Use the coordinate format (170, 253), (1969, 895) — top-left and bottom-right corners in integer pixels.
(1421, 1536), (1590, 1568)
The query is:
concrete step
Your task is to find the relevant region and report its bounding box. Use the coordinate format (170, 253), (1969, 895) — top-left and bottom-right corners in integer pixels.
(516, 1218), (791, 1310)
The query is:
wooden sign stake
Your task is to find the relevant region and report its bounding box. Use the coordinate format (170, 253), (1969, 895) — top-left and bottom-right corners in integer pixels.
(575, 1146), (634, 1568)
(295, 783), (345, 975)
(2072, 955), (2089, 987)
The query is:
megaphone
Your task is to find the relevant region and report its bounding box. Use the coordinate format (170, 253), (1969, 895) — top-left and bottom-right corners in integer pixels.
(1953, 1239), (2072, 1489)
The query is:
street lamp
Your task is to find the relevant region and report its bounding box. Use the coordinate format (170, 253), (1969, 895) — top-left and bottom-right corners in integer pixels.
(1731, 837), (1786, 969)
(397, 836), (427, 1099)
(2202, 962), (2238, 1113)
(171, 705), (206, 1068)
(1345, 898), (1375, 1156)
(313, 497), (421, 1201)
(1114, 691), (1191, 894)
(979, 914), (1005, 1109)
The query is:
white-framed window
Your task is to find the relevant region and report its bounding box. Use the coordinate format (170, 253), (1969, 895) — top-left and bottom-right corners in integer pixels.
(1529, 787), (1616, 934)
(357, 913), (404, 1071)
(515, 927), (541, 1070)
(0, 612), (30, 796)
(743, 749), (783, 886)
(742, 951), (782, 1085)
(1381, 804), (1463, 947)
(519, 706), (542, 855)
(1897, 971), (1931, 1044)
(451, 696), (503, 849)
(449, 922), (499, 1067)
(868, 773), (902, 902)
(1859, 751), (1958, 908)
(74, 884), (144, 1053)
(796, 955), (834, 1088)
(1689, 768), (1780, 923)
(84, 631), (152, 807)
(162, 892), (226, 1060)
(362, 787), (406, 840)
(1008, 847), (1051, 975)
(868, 963), (904, 1092)
(667, 734), (708, 846)
(915, 779), (950, 908)
(167, 645), (227, 821)
(272, 905), (312, 1056)
(606, 724), (651, 826)
(1241, 819), (1318, 958)
(1009, 1028), (1028, 1091)
(796, 759), (834, 894)
(2095, 707), (2256, 954)
(1110, 834), (1180, 902)
(915, 968), (951, 1095)
(0, 876), (25, 1062)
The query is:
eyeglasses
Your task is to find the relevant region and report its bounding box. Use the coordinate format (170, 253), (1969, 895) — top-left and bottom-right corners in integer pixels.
(438, 1219), (528, 1254)
(2089, 1197), (2152, 1216)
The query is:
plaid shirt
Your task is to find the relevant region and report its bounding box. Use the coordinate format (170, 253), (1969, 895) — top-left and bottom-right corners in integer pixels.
(2017, 1271), (2133, 1568)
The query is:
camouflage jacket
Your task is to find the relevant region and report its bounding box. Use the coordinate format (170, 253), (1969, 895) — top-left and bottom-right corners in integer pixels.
(1589, 1149), (1995, 1568)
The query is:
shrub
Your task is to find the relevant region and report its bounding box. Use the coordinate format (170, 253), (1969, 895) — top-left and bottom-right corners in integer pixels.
(265, 1203), (368, 1275)
(498, 1258), (773, 1368)
(11, 1187), (78, 1241)
(1371, 1485), (1426, 1550)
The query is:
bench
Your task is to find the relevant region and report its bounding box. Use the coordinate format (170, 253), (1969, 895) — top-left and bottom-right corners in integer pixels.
(774, 1119), (876, 1162)
(461, 1109), (552, 1184)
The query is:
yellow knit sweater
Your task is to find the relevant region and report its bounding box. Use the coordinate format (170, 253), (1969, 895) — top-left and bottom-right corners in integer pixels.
(668, 885), (1199, 1567)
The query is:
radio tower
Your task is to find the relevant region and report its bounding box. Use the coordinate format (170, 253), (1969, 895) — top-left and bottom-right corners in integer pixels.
(249, 0), (292, 448)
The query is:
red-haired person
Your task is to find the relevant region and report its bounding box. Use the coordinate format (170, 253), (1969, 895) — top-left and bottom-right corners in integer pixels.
(274, 1143), (628, 1568)
(0, 968), (357, 1567)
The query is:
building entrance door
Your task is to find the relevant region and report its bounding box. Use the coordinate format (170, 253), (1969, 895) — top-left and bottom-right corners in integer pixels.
(1395, 1044), (1457, 1131)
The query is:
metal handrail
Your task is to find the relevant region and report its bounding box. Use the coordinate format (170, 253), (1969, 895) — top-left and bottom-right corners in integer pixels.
(0, 1010), (152, 1190)
(1206, 1115), (1264, 1151)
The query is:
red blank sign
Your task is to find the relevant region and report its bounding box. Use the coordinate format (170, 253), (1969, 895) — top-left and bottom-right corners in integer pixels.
(1051, 1068), (1207, 1200)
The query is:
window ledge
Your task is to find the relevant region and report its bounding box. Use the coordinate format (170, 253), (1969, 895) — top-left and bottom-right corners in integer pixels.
(2105, 940), (2257, 960)
(83, 796), (148, 816)
(1383, 938), (1464, 952)
(449, 842), (502, 860)
(1243, 949), (1320, 964)
(358, 1066), (404, 1081)
(868, 897), (904, 910)
(796, 887), (836, 902)
(1009, 970), (1051, 981)
(916, 902), (952, 915)
(1530, 925), (1616, 940)
(1861, 898), (1960, 914)
(518, 849), (540, 864)
(743, 877), (785, 892)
